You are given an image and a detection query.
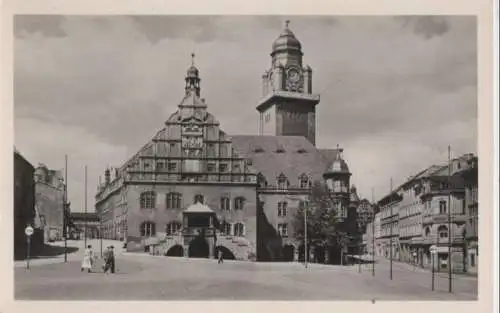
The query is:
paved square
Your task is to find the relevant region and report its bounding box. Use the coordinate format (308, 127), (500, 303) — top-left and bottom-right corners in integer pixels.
(15, 253), (478, 301)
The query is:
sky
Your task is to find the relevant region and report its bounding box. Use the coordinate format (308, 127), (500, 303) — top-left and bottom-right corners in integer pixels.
(13, 15), (477, 212)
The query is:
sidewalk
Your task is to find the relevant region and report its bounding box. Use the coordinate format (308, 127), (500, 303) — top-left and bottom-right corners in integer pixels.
(375, 257), (478, 279)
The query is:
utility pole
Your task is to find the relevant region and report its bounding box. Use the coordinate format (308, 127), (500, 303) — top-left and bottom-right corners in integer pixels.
(389, 177), (393, 280)
(372, 187), (375, 277)
(447, 145), (453, 293)
(64, 154), (68, 263)
(304, 196), (308, 268)
(84, 165), (88, 248)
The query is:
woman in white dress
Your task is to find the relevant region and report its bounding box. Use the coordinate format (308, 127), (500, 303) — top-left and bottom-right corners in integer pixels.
(81, 245), (94, 273)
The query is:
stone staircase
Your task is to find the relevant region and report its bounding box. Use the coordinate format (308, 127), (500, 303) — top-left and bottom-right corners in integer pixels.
(148, 230), (256, 261)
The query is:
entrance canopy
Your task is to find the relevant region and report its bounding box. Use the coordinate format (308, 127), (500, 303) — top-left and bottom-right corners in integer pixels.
(183, 202), (220, 229)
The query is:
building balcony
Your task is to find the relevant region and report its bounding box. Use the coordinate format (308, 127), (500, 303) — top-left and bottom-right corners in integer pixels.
(418, 235), (465, 245)
(422, 213), (469, 225)
(182, 226), (216, 237)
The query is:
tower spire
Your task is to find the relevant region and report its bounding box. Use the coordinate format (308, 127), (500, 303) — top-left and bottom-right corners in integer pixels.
(285, 20), (290, 28)
(185, 53), (201, 96)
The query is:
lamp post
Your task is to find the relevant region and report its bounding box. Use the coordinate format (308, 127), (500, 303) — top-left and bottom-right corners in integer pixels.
(447, 145), (453, 293)
(389, 177), (393, 280)
(371, 187), (376, 277)
(63, 154), (68, 263)
(84, 165), (88, 248)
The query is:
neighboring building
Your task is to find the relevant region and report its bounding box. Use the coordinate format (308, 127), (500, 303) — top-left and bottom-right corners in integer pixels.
(68, 212), (100, 240)
(373, 210), (382, 257)
(371, 153), (477, 273)
(460, 155), (478, 274)
(14, 149), (43, 260)
(378, 191), (402, 261)
(95, 21), (355, 263)
(34, 164), (65, 242)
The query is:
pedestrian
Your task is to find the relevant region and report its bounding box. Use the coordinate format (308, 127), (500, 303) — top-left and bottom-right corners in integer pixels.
(102, 245), (112, 274)
(109, 245), (116, 273)
(81, 245), (94, 273)
(217, 249), (224, 264)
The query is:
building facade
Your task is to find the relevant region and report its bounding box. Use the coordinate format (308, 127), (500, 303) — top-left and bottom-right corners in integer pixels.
(369, 153), (477, 273)
(95, 22), (355, 263)
(461, 155), (478, 273)
(34, 164), (65, 242)
(14, 149), (39, 260)
(68, 212), (100, 240)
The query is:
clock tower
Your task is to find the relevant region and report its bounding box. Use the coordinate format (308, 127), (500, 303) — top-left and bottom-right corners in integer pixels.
(257, 20), (320, 146)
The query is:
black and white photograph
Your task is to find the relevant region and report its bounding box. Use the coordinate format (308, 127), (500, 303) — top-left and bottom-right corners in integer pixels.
(2, 0), (496, 309)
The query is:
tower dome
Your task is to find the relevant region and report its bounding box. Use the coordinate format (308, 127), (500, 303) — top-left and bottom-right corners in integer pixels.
(186, 65), (199, 78)
(271, 20), (302, 55)
(323, 146), (351, 178)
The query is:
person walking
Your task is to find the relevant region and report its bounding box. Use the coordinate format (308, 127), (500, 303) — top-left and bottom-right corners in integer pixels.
(217, 249), (224, 264)
(81, 245), (94, 273)
(103, 245), (116, 274)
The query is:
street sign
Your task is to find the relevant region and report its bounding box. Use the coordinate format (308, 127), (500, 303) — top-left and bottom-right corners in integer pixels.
(429, 245), (437, 254)
(25, 226), (34, 237)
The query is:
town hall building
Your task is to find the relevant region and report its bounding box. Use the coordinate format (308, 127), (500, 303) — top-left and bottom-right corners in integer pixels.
(95, 21), (355, 263)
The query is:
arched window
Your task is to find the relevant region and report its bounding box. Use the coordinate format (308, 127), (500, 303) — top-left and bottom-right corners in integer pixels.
(220, 196), (230, 211)
(299, 174), (309, 189)
(194, 194), (204, 204)
(277, 201), (288, 217)
(438, 225), (448, 239)
(166, 192), (182, 209)
(257, 173), (267, 188)
(140, 191), (156, 209)
(277, 173), (288, 190)
(234, 197), (245, 211)
(165, 221), (182, 235)
(234, 222), (244, 237)
(140, 221), (156, 237)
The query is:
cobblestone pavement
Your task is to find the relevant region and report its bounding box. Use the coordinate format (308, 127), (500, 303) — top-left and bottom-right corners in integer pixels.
(15, 253), (478, 301)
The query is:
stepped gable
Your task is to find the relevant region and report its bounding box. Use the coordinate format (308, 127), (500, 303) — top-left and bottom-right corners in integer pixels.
(230, 135), (339, 187)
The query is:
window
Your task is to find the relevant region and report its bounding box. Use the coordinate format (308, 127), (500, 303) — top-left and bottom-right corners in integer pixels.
(234, 223), (244, 237)
(277, 223), (288, 237)
(220, 144), (228, 157)
(194, 194), (204, 204)
(168, 162), (177, 172)
(234, 197), (245, 211)
(219, 163), (228, 172)
(156, 161), (164, 170)
(166, 192), (182, 209)
(277, 173), (288, 190)
(207, 144), (216, 157)
(439, 200), (447, 214)
(299, 200), (306, 210)
(140, 191), (156, 209)
(166, 222), (182, 235)
(140, 221), (156, 237)
(470, 253), (475, 267)
(278, 201), (288, 217)
(220, 221), (231, 235)
(220, 196), (230, 211)
(207, 163), (216, 172)
(299, 174), (309, 189)
(438, 225), (448, 239)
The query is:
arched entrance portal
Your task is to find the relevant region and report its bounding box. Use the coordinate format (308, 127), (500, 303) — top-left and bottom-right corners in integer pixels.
(315, 246), (325, 264)
(215, 246), (236, 260)
(189, 236), (210, 258)
(282, 245), (295, 262)
(166, 245), (184, 257)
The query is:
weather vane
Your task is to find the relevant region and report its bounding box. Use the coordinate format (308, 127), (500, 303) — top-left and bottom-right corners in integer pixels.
(191, 52), (195, 66)
(285, 20), (290, 28)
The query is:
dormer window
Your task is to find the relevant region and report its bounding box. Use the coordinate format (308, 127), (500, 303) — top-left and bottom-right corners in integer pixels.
(297, 148), (307, 154)
(277, 173), (288, 191)
(257, 173), (267, 188)
(299, 173), (309, 189)
(253, 146), (265, 153)
(275, 146), (286, 153)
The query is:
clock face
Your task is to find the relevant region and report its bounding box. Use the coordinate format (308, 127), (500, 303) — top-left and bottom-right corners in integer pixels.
(286, 67), (303, 92)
